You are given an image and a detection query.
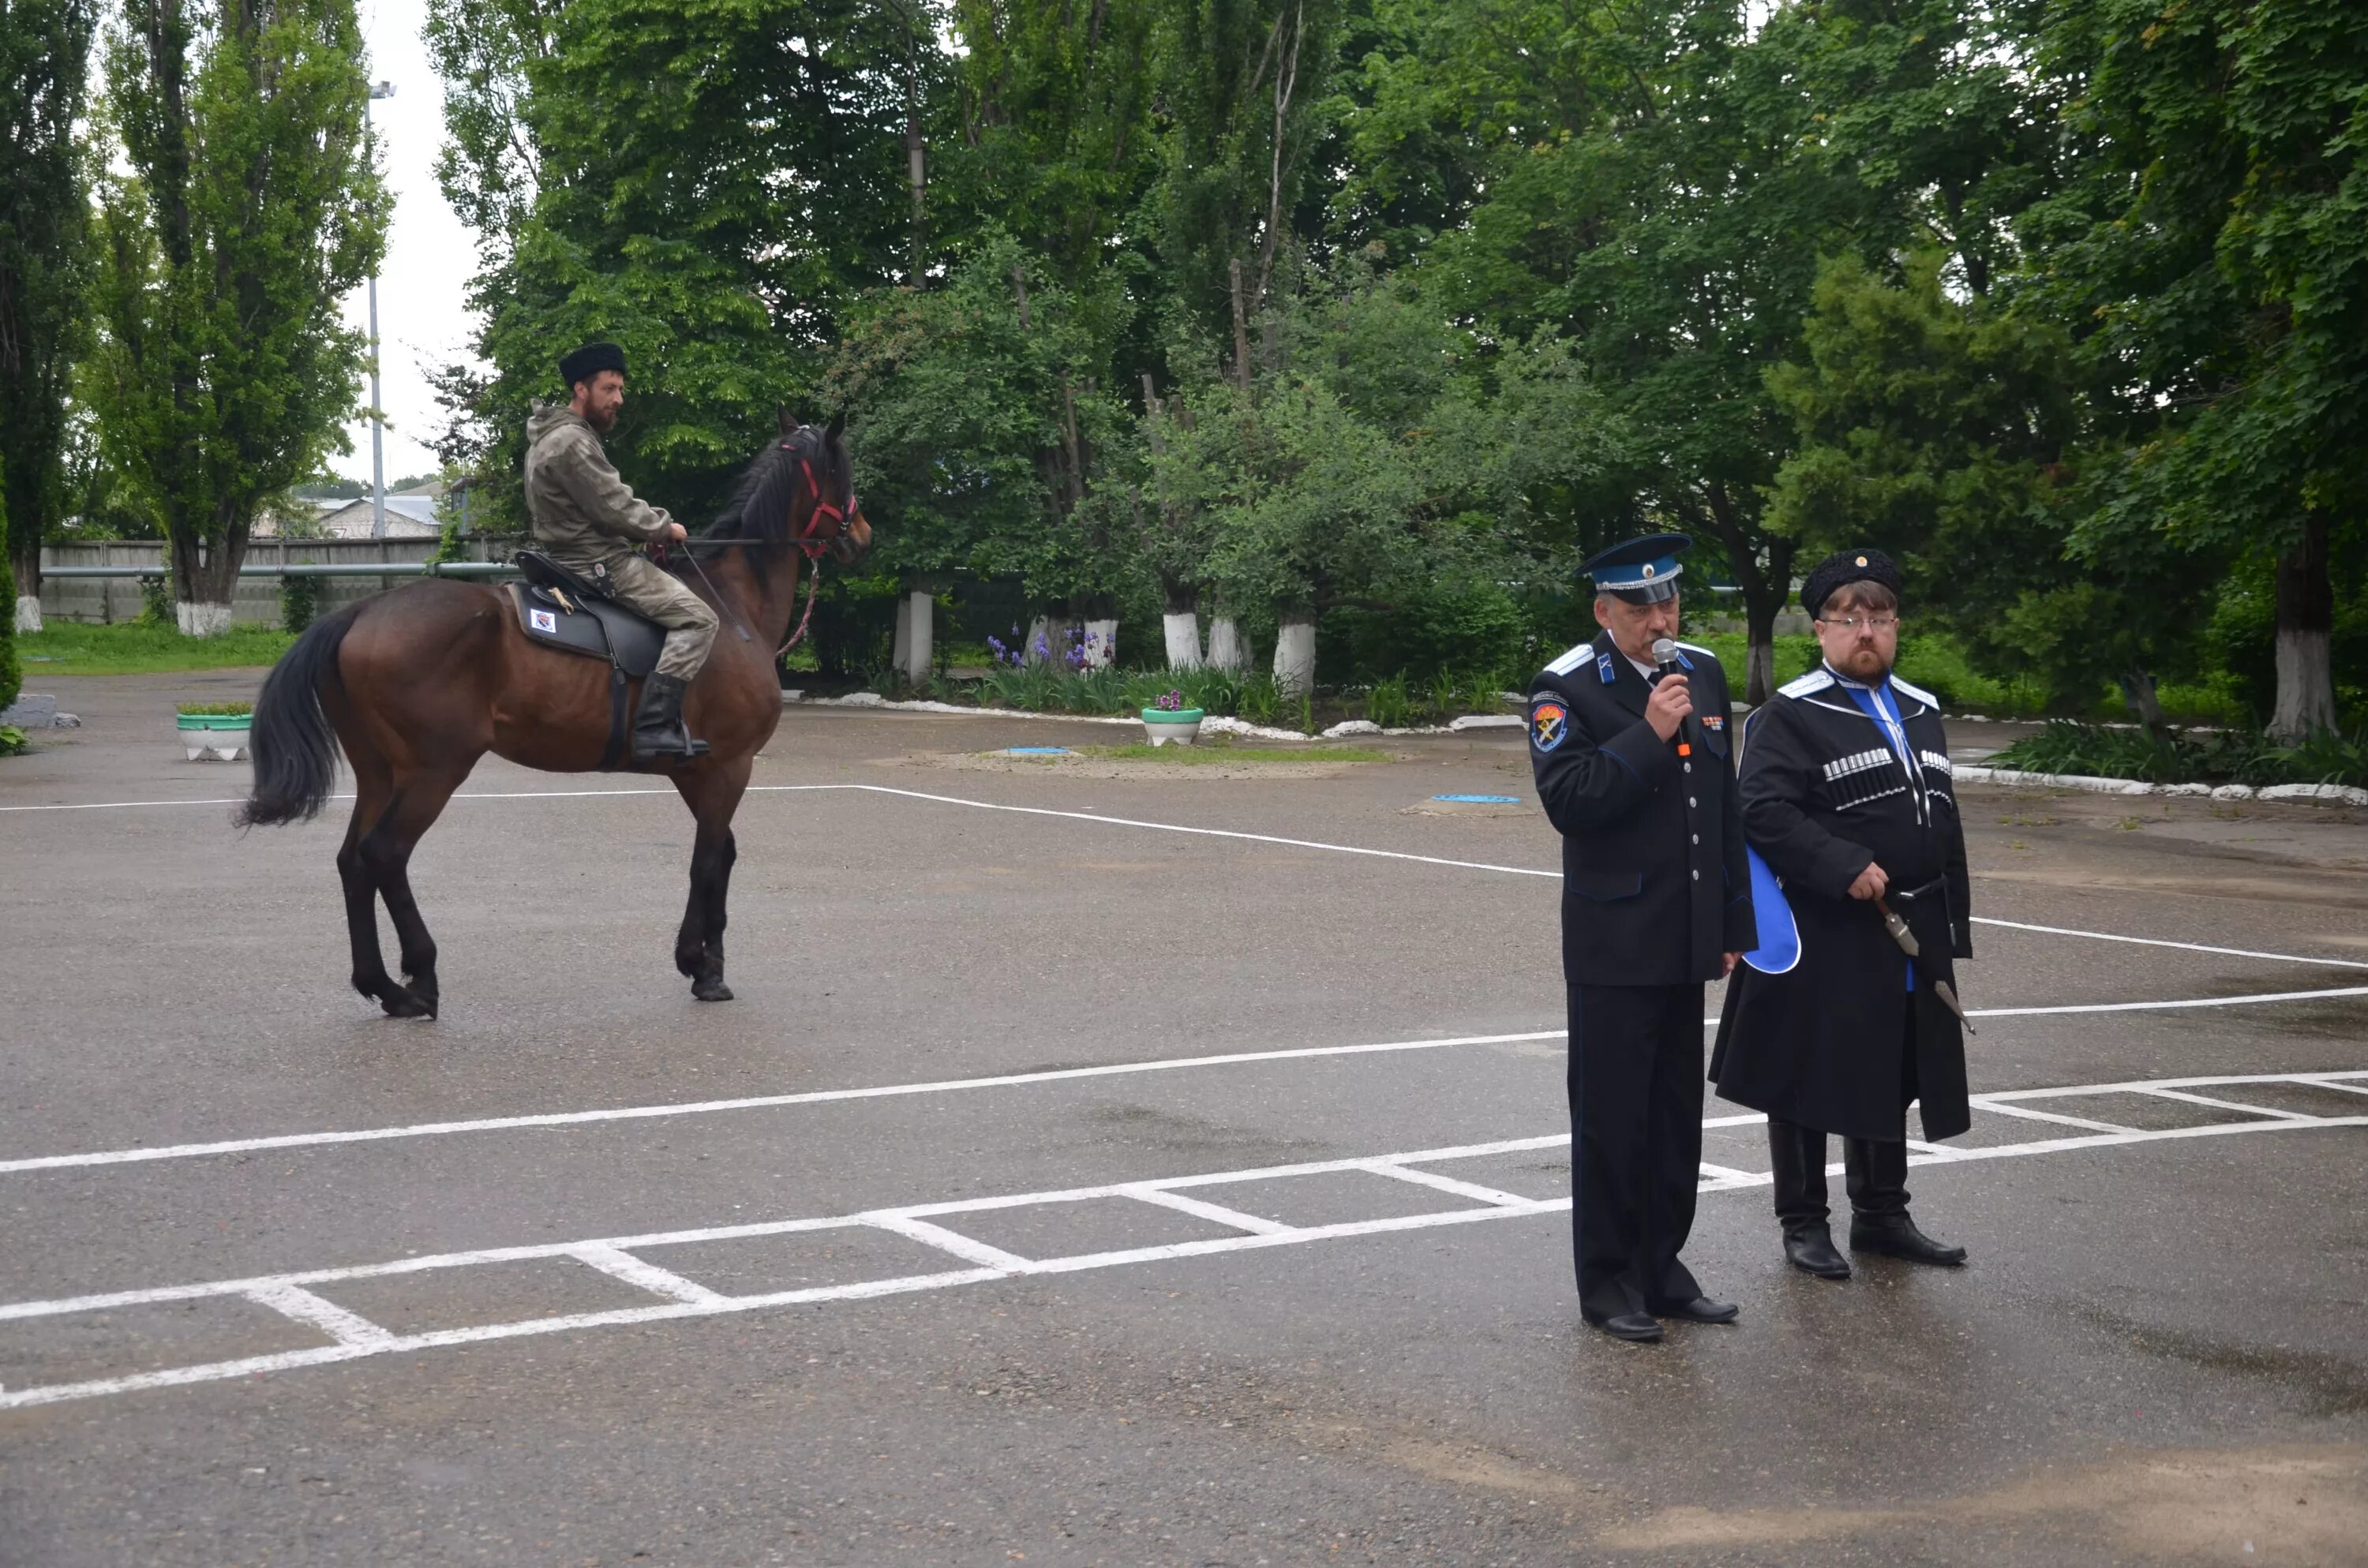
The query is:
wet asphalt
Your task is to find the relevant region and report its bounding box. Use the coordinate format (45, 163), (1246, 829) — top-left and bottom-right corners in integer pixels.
(2, 672), (2365, 1567)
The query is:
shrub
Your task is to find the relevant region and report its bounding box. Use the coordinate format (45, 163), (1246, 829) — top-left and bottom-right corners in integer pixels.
(280, 573), (324, 633)
(1992, 720), (2367, 788)
(0, 548), (18, 717)
(174, 701), (255, 717)
(0, 724), (26, 757)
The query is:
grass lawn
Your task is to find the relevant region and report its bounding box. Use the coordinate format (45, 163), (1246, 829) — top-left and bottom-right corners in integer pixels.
(17, 621), (297, 675)
(1080, 743), (1388, 765)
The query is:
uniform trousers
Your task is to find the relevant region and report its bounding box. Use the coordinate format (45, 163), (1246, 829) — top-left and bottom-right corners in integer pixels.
(1767, 996), (1918, 1232)
(594, 553), (719, 682)
(1567, 982), (1707, 1320)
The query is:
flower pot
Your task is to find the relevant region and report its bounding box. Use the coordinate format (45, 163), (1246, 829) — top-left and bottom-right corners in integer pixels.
(1141, 707), (1205, 747)
(178, 713), (253, 762)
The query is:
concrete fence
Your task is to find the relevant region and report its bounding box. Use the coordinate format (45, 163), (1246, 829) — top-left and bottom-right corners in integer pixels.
(35, 538), (519, 627)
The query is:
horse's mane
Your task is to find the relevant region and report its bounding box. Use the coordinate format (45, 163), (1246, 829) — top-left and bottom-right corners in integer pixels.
(703, 425), (833, 544)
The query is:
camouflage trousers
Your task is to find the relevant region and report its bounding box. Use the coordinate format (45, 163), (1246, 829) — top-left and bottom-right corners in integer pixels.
(597, 552), (718, 682)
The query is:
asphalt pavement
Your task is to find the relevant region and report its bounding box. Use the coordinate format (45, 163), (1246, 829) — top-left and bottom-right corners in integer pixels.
(2, 672), (2365, 1567)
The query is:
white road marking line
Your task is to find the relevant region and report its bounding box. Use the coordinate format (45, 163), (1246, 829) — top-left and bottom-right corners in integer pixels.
(0, 1027), (1564, 1177)
(2130, 1087), (2313, 1122)
(1697, 1162), (1762, 1183)
(1964, 917), (2368, 973)
(1965, 1099), (2136, 1133)
(1119, 1186), (1295, 1237)
(863, 1214), (1038, 1273)
(1352, 1160), (1534, 1208)
(5, 1072), (2359, 1411)
(564, 1243), (731, 1306)
(244, 1282), (397, 1349)
(11, 994), (2362, 1181)
(1983, 1068), (2368, 1103)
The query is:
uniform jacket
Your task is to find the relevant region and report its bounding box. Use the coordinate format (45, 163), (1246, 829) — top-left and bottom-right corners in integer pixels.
(523, 404), (675, 567)
(1527, 633), (1755, 987)
(1709, 664), (1974, 1141)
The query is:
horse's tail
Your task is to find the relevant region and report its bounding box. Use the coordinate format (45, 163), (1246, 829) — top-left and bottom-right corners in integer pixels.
(237, 601), (365, 829)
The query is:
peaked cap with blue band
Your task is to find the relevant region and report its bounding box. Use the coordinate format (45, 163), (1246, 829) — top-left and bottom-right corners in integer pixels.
(559, 341), (627, 389)
(1582, 533), (1690, 604)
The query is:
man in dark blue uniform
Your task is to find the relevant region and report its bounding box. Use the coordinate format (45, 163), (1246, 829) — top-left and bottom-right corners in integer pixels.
(1527, 535), (1755, 1342)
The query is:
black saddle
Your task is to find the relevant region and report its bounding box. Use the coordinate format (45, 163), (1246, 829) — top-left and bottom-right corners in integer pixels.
(507, 553), (665, 680)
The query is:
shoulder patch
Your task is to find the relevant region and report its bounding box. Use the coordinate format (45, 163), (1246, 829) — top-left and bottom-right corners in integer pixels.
(1779, 668), (1834, 698)
(1528, 697), (1571, 754)
(1544, 642), (1596, 676)
(1889, 675), (1938, 709)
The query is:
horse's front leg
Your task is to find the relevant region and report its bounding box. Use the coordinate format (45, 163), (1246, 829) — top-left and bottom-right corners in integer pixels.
(673, 758), (751, 1001)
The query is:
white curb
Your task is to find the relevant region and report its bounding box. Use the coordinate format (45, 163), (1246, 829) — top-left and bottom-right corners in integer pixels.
(1955, 764), (2366, 807)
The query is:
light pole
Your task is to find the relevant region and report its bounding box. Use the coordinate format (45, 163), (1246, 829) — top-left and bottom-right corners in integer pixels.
(366, 80), (395, 540)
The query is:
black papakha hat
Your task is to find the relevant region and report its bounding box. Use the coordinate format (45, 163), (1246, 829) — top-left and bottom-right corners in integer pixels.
(559, 341), (628, 388)
(1800, 547), (1904, 616)
(1581, 533), (1691, 604)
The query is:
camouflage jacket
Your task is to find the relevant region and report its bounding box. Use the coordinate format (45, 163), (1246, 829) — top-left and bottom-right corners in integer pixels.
(521, 403), (673, 566)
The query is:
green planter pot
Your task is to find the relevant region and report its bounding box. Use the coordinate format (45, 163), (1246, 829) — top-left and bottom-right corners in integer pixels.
(178, 712), (253, 762)
(1141, 707), (1205, 747)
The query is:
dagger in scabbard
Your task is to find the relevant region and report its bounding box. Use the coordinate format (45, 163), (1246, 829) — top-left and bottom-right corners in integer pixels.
(1875, 895), (1976, 1035)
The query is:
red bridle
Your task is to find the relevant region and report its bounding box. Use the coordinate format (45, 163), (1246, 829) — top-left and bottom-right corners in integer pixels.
(777, 446), (856, 655)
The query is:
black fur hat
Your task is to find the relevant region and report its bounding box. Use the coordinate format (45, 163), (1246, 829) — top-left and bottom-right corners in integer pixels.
(1800, 547), (1903, 616)
(559, 341), (628, 388)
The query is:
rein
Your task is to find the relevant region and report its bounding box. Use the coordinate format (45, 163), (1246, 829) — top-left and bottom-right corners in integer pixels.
(654, 439), (852, 659)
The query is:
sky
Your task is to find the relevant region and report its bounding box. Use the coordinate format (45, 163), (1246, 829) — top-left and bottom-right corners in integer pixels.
(333, 0), (481, 487)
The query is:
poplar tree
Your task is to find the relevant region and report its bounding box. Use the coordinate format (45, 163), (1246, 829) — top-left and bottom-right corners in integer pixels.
(90, 0), (383, 634)
(0, 0), (96, 633)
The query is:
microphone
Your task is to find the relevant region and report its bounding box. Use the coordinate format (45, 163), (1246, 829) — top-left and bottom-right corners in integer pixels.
(1651, 637), (1702, 754)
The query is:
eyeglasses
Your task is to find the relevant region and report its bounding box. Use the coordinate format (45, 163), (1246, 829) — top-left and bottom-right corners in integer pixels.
(1816, 615), (1899, 632)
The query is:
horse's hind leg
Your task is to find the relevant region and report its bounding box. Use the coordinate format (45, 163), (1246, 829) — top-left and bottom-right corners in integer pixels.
(359, 764), (472, 1019)
(335, 754), (413, 1015)
(673, 758), (751, 1001)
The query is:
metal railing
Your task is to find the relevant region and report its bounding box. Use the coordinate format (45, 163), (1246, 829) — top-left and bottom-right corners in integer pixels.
(39, 561), (516, 579)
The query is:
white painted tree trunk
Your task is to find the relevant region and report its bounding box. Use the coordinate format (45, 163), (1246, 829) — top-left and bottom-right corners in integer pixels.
(1025, 614), (1056, 665)
(1206, 616), (1246, 671)
(897, 589), (935, 684)
(14, 594), (41, 634)
(177, 601), (233, 638)
(1082, 617), (1118, 669)
(1163, 612), (1203, 669)
(2271, 628), (2336, 740)
(1272, 617), (1317, 698)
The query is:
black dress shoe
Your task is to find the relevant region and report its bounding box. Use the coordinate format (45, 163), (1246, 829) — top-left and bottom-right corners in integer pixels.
(1582, 1310), (1665, 1343)
(1850, 1214), (1969, 1266)
(1784, 1225), (1852, 1279)
(1648, 1296), (1740, 1325)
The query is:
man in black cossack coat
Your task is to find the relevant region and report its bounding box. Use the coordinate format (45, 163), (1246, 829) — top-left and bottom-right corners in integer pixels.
(1527, 534), (1755, 1343)
(1710, 548), (1973, 1278)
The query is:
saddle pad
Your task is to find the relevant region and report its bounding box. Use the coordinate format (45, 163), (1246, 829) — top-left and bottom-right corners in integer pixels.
(507, 582), (666, 679)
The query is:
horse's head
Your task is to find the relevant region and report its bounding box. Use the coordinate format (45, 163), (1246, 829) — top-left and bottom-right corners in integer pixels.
(778, 409), (871, 565)
(710, 411), (873, 565)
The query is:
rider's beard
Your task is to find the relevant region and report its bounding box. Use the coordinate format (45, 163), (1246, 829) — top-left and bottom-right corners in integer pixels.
(586, 403), (618, 434)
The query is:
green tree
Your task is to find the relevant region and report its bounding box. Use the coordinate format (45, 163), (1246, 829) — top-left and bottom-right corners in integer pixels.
(1764, 252), (2217, 717)
(2028, 0), (2368, 738)
(1, 462), (19, 716)
(0, 0), (96, 633)
(90, 0), (384, 634)
(434, 0), (939, 530)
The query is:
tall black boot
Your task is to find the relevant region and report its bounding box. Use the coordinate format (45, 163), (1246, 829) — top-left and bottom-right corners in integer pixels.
(1846, 1137), (1966, 1265)
(631, 673), (710, 760)
(1768, 1120), (1848, 1279)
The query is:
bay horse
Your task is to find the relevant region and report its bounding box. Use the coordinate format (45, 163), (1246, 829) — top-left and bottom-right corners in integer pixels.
(236, 414), (871, 1016)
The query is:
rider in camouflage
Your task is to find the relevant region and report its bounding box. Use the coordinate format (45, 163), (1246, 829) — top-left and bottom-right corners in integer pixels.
(523, 342), (718, 759)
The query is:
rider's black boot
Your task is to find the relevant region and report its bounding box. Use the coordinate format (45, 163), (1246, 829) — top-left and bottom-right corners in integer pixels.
(631, 673), (710, 761)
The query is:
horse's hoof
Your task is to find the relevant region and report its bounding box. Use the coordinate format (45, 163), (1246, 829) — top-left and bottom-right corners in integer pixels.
(691, 975), (734, 1002)
(675, 949), (704, 979)
(381, 985), (437, 1019)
